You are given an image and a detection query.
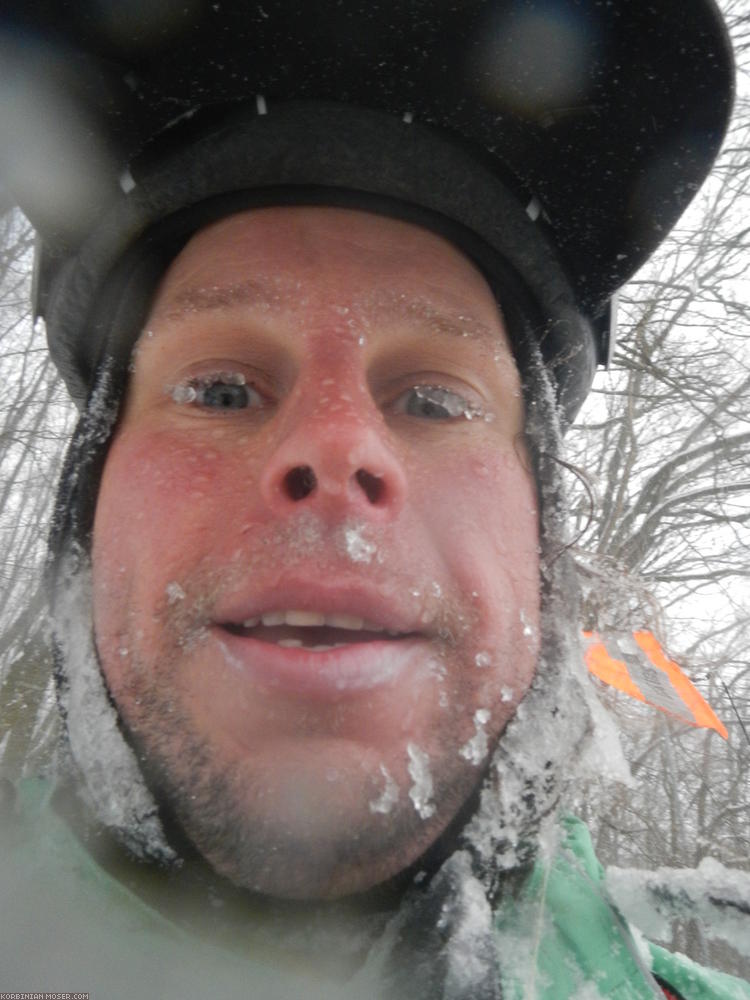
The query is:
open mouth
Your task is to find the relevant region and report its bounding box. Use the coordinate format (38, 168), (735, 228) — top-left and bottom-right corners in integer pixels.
(214, 605), (431, 697)
(221, 610), (410, 652)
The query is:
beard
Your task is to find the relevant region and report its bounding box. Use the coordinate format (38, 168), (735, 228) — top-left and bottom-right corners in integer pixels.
(122, 689), (471, 898)
(95, 534), (536, 899)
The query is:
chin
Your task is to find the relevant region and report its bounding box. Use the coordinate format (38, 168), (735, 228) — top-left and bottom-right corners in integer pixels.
(141, 734), (477, 899)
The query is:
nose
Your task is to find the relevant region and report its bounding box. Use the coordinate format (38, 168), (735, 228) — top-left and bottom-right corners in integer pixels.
(260, 397), (407, 520)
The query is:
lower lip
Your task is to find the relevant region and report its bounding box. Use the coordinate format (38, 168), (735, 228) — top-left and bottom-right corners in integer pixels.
(213, 628), (428, 700)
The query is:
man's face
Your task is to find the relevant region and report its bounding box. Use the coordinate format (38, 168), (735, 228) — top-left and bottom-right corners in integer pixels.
(92, 207), (540, 898)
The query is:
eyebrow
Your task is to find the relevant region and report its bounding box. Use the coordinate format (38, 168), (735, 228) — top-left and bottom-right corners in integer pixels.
(366, 289), (501, 348)
(161, 278), (291, 320)
(159, 278), (503, 348)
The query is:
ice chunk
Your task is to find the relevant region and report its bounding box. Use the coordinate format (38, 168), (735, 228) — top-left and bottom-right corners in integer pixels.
(369, 765), (399, 815)
(412, 386), (484, 421)
(519, 608), (535, 638)
(407, 743), (435, 819)
(165, 581), (186, 604)
(341, 522), (377, 564)
(459, 709), (491, 765)
(171, 384), (196, 404)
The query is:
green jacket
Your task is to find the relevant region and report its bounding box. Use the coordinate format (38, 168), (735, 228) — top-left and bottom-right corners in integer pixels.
(493, 815), (750, 1000)
(1, 779), (748, 1000)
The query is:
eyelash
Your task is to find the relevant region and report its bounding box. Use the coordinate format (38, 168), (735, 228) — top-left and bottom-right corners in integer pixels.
(391, 385), (484, 421)
(170, 372), (264, 410)
(169, 372), (491, 423)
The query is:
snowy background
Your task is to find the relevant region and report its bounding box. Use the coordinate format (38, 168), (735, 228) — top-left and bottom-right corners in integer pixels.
(0, 0), (748, 983)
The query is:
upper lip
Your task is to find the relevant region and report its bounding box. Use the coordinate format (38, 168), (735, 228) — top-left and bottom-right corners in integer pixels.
(213, 578), (436, 637)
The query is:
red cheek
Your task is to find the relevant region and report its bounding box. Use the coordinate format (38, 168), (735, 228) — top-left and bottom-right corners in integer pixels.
(408, 440), (539, 594)
(96, 427), (265, 552)
(412, 440), (537, 520)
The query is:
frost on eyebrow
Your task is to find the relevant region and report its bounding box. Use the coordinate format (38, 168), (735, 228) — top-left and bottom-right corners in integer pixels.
(154, 279), (508, 350)
(156, 276), (297, 321)
(361, 288), (510, 355)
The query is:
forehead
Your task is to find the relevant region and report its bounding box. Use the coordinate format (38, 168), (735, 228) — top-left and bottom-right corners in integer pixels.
(145, 206), (514, 357)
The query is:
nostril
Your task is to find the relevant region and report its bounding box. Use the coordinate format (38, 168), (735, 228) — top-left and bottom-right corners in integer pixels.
(355, 469), (385, 505)
(284, 465), (317, 501)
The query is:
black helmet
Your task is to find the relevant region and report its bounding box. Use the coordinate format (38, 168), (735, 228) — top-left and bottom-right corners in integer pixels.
(0, 0), (734, 421)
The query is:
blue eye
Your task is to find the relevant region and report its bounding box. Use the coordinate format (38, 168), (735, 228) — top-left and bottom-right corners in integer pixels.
(395, 386), (473, 420)
(199, 381), (254, 409)
(172, 373), (264, 411)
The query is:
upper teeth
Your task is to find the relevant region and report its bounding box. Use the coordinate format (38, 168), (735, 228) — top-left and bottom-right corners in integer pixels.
(242, 610), (387, 631)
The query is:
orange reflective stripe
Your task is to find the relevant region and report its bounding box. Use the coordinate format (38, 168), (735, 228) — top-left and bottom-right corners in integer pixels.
(582, 631), (728, 740)
(582, 635), (643, 700)
(632, 631), (728, 739)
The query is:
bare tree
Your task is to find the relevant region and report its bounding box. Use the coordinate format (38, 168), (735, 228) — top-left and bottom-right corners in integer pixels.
(567, 94), (750, 635)
(566, 3), (750, 976)
(0, 210), (74, 776)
